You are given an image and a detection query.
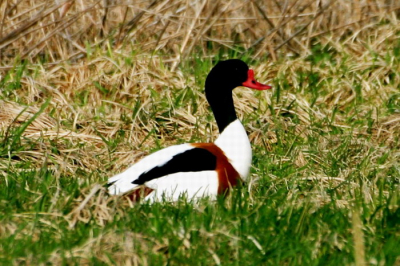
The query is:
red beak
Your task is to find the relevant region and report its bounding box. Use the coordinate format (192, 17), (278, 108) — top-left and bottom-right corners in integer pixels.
(242, 69), (272, 90)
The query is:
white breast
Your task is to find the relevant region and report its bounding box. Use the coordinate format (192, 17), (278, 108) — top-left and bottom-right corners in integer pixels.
(214, 119), (252, 180)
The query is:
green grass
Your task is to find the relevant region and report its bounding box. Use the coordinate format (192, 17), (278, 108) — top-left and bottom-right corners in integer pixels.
(0, 169), (398, 265)
(1, 56), (399, 265)
(1, 10), (400, 264)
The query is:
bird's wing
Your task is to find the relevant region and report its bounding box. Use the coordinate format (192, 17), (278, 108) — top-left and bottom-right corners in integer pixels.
(107, 143), (217, 195)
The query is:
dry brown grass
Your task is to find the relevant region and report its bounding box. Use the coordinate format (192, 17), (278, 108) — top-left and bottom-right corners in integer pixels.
(0, 3), (399, 263)
(1, 0), (399, 65)
(0, 0), (399, 182)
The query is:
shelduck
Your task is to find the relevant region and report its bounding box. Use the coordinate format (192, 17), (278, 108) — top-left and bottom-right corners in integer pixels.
(107, 59), (272, 202)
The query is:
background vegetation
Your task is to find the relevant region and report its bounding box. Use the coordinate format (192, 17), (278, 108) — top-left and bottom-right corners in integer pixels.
(0, 0), (399, 265)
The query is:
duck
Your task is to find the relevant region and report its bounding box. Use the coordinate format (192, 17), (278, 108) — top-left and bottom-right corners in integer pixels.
(107, 59), (272, 202)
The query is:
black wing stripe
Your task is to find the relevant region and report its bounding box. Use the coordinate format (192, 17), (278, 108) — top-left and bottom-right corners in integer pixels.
(132, 148), (217, 185)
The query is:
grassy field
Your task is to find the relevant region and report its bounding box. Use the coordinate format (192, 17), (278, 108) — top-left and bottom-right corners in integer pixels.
(0, 0), (399, 265)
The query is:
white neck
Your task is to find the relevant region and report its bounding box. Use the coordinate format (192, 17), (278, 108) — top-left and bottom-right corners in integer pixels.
(214, 119), (252, 180)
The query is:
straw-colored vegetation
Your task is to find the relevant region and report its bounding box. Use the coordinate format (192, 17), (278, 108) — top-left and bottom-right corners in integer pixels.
(0, 0), (399, 265)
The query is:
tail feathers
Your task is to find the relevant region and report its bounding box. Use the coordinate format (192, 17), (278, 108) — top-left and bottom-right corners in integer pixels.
(107, 173), (122, 185)
(107, 173), (140, 195)
(108, 178), (153, 201)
